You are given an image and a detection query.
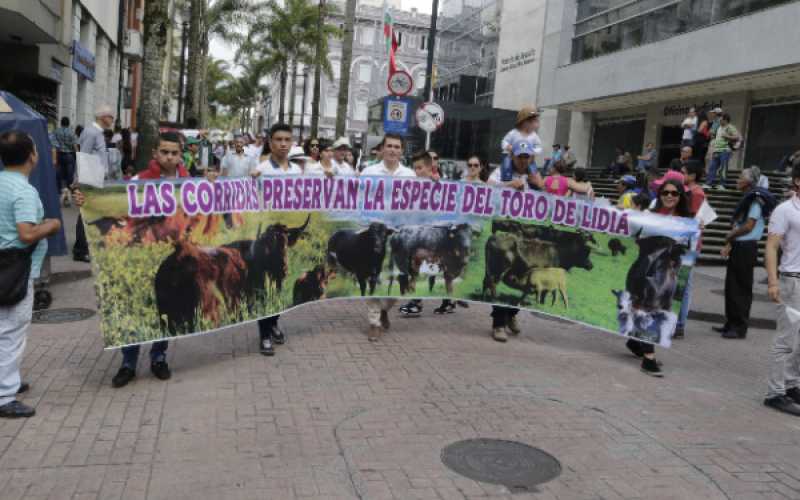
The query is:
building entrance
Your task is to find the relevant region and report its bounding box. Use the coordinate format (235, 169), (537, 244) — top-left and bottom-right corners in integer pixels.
(659, 126), (683, 170)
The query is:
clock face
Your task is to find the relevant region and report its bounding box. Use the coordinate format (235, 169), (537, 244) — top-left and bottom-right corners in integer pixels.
(387, 71), (413, 96)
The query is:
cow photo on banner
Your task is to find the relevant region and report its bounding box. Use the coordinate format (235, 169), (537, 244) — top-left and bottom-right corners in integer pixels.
(79, 175), (700, 349)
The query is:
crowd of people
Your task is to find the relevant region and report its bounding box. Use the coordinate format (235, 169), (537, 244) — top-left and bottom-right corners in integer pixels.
(1, 101), (800, 420)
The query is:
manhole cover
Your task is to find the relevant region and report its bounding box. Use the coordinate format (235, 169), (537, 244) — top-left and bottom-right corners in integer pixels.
(32, 308), (95, 324)
(441, 439), (561, 492)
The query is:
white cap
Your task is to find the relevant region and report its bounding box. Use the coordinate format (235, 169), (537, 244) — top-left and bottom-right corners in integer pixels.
(332, 137), (351, 149)
(289, 145), (309, 160)
(711, 107), (723, 114)
(95, 105), (114, 118)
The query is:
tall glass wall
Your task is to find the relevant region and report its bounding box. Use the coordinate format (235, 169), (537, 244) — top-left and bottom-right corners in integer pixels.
(572, 0), (798, 62)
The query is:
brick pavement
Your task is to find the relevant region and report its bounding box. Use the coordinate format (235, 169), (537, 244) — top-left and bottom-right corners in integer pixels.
(2, 208), (800, 500)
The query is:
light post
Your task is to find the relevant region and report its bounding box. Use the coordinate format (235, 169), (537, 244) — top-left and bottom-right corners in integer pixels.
(299, 68), (309, 142)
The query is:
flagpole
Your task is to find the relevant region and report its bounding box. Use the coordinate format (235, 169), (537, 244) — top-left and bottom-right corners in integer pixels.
(423, 0), (439, 150)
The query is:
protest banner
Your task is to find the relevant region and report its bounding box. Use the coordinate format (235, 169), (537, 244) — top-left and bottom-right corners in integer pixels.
(80, 176), (700, 349)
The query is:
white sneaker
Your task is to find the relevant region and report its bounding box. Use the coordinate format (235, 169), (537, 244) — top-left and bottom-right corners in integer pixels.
(716, 184), (726, 191)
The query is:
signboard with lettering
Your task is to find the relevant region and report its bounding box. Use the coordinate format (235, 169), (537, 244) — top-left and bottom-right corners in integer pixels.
(72, 41), (96, 81)
(383, 96), (411, 135)
(663, 101), (723, 117)
(499, 49), (537, 73)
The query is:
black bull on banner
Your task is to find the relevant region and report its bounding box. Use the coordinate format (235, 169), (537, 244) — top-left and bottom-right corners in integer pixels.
(79, 176), (700, 349)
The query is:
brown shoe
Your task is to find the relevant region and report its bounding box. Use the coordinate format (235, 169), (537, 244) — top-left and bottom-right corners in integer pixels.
(492, 327), (508, 343)
(507, 316), (521, 336)
(380, 310), (391, 331)
(368, 325), (383, 342)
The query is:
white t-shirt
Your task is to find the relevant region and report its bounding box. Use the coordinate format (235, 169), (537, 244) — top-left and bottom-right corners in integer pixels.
(488, 167), (530, 190)
(768, 198), (800, 274)
(360, 161), (415, 177)
(501, 129), (544, 156)
(221, 153), (255, 177)
(254, 157), (303, 176)
(245, 144), (262, 159)
(682, 116), (697, 141)
(305, 161), (338, 176)
(334, 160), (357, 176)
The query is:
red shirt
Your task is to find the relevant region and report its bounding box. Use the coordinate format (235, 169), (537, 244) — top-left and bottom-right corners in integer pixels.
(687, 184), (706, 216)
(136, 159), (190, 179)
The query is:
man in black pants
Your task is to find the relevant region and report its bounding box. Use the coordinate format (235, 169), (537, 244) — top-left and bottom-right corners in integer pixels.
(714, 168), (768, 339)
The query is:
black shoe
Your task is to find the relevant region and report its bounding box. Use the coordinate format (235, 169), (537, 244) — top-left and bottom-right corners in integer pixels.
(641, 358), (664, 377)
(626, 339), (644, 358)
(73, 254), (91, 263)
(764, 396), (800, 416)
(672, 327), (684, 339)
(0, 400), (35, 418)
(17, 382), (29, 394)
(711, 325), (729, 334)
(786, 387), (800, 405)
(271, 327), (286, 345)
(260, 337), (275, 356)
(112, 367), (136, 388)
(456, 301), (469, 308)
(433, 302), (456, 314)
(721, 329), (746, 339)
(151, 361), (171, 380)
(399, 301), (422, 316)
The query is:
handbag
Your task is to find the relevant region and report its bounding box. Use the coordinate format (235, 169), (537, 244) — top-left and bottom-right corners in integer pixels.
(0, 244), (37, 306)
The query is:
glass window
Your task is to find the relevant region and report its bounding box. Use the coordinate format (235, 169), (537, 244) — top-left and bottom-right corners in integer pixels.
(325, 98), (337, 118)
(591, 119), (646, 168)
(361, 26), (375, 45)
(354, 100), (368, 121)
(359, 63), (372, 83)
(745, 103), (800, 171)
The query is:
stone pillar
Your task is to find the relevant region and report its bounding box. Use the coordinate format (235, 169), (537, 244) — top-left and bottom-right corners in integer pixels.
(76, 16), (97, 126)
(567, 111), (593, 168)
(60, 3), (82, 124)
(94, 35), (109, 111)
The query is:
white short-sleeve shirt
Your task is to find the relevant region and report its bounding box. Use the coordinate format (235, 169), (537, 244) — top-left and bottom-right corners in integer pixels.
(221, 153), (255, 177)
(254, 157), (303, 176)
(769, 198), (800, 274)
(360, 161), (415, 177)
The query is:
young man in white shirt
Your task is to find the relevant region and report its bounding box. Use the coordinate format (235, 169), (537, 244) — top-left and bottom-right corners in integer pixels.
(250, 124), (301, 355)
(221, 137), (255, 178)
(360, 134), (414, 341)
(331, 137), (357, 176)
(764, 165), (800, 416)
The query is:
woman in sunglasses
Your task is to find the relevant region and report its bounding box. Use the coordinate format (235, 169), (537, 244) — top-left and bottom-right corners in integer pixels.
(464, 155), (488, 183)
(626, 178), (691, 377)
(304, 138), (321, 163)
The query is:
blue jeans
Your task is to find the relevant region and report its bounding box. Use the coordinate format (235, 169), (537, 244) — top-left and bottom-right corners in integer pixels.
(636, 160), (652, 172)
(121, 341), (168, 370)
(708, 151), (731, 186)
(677, 270), (694, 329)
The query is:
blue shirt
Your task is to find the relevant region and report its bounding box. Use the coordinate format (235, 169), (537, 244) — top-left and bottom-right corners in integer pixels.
(52, 126), (77, 153)
(735, 201), (764, 242)
(0, 170), (47, 278)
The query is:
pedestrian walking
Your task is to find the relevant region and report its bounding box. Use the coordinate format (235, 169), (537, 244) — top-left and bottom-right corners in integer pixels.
(251, 123), (302, 354)
(764, 164), (800, 416)
(51, 117), (77, 207)
(713, 168), (775, 339)
(0, 131), (61, 418)
(221, 137), (255, 178)
(706, 113), (741, 190)
(361, 134), (415, 341)
(74, 105), (114, 263)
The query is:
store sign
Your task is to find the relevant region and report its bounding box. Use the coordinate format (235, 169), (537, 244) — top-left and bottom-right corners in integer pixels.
(663, 100), (723, 117)
(499, 49), (536, 73)
(72, 41), (96, 81)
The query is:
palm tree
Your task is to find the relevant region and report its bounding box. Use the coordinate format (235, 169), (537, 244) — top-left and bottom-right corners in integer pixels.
(335, 0), (357, 138)
(185, 0), (206, 126)
(309, 0), (340, 137)
(136, 0), (171, 169)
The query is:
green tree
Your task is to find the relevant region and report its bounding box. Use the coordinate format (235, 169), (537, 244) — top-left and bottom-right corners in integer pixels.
(336, 0), (357, 138)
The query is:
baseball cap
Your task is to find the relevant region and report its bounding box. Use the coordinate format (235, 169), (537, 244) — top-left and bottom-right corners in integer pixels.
(289, 145), (309, 161)
(512, 140), (535, 157)
(711, 107), (723, 114)
(516, 106), (540, 125)
(332, 137), (351, 149)
(652, 170), (686, 190)
(619, 175), (637, 187)
(186, 136), (202, 146)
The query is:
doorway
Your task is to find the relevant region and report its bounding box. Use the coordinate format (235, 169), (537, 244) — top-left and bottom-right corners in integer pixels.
(659, 126), (683, 169)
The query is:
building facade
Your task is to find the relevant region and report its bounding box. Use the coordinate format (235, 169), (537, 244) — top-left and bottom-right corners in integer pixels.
(0, 0), (143, 130)
(258, 1), (485, 141)
(526, 0), (800, 170)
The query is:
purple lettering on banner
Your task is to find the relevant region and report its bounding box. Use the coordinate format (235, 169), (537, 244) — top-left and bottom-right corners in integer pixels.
(409, 181), (421, 210)
(461, 184), (476, 214)
(534, 196), (549, 220)
(182, 181), (198, 215)
(127, 184), (143, 217)
(616, 212), (630, 236)
(323, 178), (335, 207)
(445, 183), (458, 213)
(333, 180), (346, 210)
(419, 182), (431, 211)
(301, 178), (312, 210)
(273, 179), (284, 209)
(390, 179), (403, 210)
(373, 179), (385, 211)
(430, 182), (443, 211)
(509, 192), (523, 217)
(500, 189), (513, 216)
(211, 180), (221, 212)
(142, 184), (162, 216)
(197, 181), (213, 214)
(477, 186), (494, 216)
(580, 205), (592, 231)
(564, 200), (578, 227)
(363, 179), (373, 210)
(552, 198), (566, 224)
(282, 178), (293, 209)
(222, 181), (232, 212)
(596, 208), (610, 231)
(293, 178), (303, 210)
(311, 178), (322, 210)
(347, 178), (358, 210)
(160, 183), (176, 215)
(522, 192), (535, 219)
(263, 179), (273, 209)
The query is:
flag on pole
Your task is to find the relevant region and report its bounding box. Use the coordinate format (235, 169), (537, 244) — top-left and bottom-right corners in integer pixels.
(383, 3), (398, 74)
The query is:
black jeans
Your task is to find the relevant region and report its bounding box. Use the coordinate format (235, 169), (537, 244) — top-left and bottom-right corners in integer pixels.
(73, 214), (89, 258)
(725, 240), (758, 335)
(491, 306), (519, 328)
(258, 315), (279, 340)
(121, 341), (168, 370)
(56, 152), (75, 190)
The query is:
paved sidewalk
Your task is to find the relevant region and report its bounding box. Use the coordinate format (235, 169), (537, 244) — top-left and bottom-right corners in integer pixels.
(2, 208), (800, 500)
